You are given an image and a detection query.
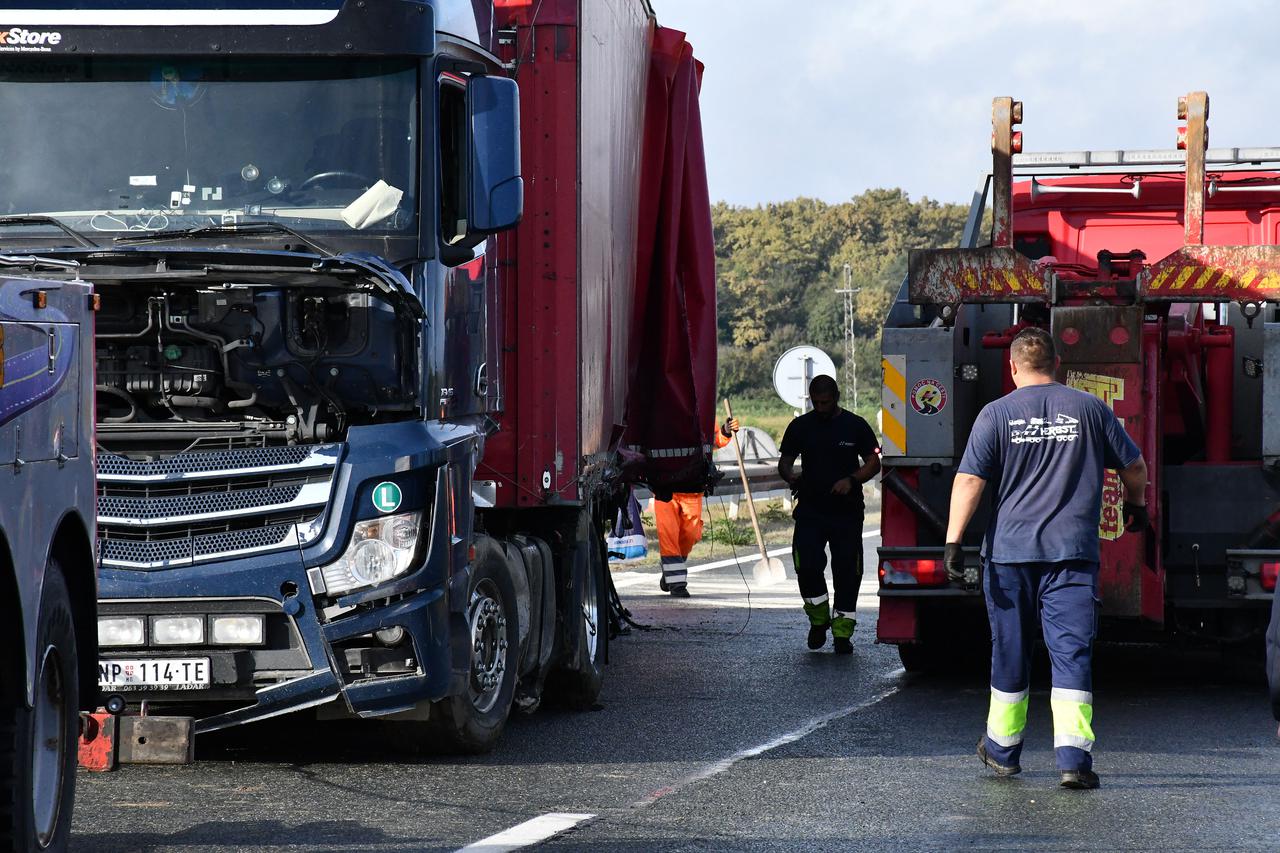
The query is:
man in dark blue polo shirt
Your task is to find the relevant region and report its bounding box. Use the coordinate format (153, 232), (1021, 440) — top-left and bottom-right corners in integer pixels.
(945, 327), (1148, 790)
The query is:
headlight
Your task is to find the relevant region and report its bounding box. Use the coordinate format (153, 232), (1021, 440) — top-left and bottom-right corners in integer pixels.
(319, 511), (422, 596)
(98, 617), (145, 648)
(211, 615), (265, 646)
(151, 615), (204, 646)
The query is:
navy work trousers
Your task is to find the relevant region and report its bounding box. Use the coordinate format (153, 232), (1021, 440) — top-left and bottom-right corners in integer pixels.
(983, 559), (1099, 772)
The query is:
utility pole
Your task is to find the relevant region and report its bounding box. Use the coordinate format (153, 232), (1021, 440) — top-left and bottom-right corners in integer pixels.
(835, 263), (860, 408)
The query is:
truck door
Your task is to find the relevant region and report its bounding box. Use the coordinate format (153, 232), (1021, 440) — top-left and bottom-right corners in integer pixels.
(0, 277), (82, 465)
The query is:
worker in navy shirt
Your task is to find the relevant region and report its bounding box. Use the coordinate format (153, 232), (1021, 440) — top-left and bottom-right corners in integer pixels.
(945, 327), (1148, 791)
(778, 375), (881, 654)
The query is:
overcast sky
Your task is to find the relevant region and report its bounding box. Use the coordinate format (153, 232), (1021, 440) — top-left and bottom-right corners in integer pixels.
(658, 0), (1277, 207)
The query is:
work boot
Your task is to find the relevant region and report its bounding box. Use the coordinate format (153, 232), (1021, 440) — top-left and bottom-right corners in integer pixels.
(833, 637), (853, 655)
(659, 576), (669, 592)
(976, 736), (1021, 777)
(668, 583), (690, 598)
(807, 624), (828, 650)
(1060, 769), (1100, 790)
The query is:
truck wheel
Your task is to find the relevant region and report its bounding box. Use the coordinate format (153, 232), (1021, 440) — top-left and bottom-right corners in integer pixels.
(0, 561), (79, 853)
(547, 517), (606, 708)
(897, 642), (944, 674)
(429, 552), (520, 754)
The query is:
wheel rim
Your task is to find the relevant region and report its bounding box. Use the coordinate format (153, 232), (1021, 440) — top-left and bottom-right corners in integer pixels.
(31, 644), (66, 848)
(581, 560), (599, 663)
(467, 580), (508, 715)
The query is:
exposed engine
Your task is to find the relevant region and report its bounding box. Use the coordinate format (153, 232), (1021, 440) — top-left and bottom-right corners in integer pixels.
(95, 282), (416, 451)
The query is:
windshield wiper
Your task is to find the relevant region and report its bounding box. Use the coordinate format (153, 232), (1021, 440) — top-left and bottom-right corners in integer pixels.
(113, 222), (334, 256)
(0, 215), (99, 248)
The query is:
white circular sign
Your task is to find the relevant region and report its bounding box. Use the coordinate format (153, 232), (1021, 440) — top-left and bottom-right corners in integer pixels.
(772, 345), (837, 410)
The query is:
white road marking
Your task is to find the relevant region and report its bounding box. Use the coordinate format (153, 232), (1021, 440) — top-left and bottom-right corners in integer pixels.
(456, 813), (595, 852)
(610, 527), (880, 589)
(634, 675), (904, 808)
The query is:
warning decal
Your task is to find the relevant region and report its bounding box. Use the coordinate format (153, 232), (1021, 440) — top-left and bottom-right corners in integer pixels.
(909, 379), (948, 416)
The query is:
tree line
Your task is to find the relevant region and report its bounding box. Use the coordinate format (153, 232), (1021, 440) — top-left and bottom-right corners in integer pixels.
(713, 189), (970, 413)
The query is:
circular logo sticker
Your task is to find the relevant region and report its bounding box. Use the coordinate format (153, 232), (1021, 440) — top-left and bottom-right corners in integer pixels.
(910, 379), (948, 416)
(372, 481), (403, 514)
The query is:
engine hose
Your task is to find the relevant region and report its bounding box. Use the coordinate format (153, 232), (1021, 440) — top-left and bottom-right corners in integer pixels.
(166, 395), (223, 410)
(96, 385), (138, 423)
(880, 467), (948, 541)
(227, 389), (258, 409)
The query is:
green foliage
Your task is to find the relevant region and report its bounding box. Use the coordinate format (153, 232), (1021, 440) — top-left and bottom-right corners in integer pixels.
(704, 517), (756, 547)
(760, 501), (787, 523)
(714, 189), (968, 412)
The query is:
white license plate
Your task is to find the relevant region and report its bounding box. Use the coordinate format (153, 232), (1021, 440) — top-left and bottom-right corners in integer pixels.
(98, 658), (211, 691)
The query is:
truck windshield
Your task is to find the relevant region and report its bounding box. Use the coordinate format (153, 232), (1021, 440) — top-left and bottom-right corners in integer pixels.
(0, 58), (417, 238)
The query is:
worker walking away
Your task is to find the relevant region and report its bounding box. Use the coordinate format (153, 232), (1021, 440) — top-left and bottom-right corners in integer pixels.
(778, 375), (881, 654)
(654, 417), (739, 597)
(945, 327), (1148, 790)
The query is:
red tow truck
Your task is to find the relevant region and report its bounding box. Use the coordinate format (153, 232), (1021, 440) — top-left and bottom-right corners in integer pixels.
(877, 92), (1280, 669)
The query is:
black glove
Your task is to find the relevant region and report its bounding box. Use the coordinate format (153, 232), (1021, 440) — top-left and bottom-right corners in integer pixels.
(944, 542), (965, 584)
(1123, 501), (1150, 533)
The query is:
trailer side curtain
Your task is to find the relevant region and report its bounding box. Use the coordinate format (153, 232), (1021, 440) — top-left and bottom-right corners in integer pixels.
(624, 26), (718, 497)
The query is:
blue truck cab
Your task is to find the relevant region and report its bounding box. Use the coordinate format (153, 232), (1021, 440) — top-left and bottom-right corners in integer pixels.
(0, 265), (97, 849)
(0, 0), (599, 756)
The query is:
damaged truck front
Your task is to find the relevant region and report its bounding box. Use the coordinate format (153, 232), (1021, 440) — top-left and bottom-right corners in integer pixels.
(0, 0), (716, 756)
(0, 0), (538, 748)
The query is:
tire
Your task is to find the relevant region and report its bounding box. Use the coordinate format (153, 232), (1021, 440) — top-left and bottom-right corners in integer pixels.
(547, 515), (607, 709)
(897, 642), (945, 674)
(428, 549), (520, 754)
(898, 608), (990, 675)
(0, 562), (79, 853)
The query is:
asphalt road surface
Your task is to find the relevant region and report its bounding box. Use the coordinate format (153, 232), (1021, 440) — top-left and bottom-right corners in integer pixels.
(74, 532), (1280, 852)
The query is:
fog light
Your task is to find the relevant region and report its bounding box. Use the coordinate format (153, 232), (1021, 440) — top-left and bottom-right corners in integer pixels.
(375, 626), (407, 646)
(98, 617), (145, 648)
(151, 616), (204, 646)
(959, 363), (980, 382)
(211, 615), (265, 646)
(964, 566), (980, 586)
(1226, 574), (1246, 594)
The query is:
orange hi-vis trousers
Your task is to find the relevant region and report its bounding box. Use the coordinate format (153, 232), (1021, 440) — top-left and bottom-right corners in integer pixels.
(654, 492), (706, 586)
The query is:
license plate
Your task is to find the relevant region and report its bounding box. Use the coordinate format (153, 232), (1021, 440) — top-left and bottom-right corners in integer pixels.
(98, 658), (211, 691)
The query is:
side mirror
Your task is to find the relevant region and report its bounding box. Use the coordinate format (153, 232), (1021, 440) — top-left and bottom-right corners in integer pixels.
(467, 76), (522, 234)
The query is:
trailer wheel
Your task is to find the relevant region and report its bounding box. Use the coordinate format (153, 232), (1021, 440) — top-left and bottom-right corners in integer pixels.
(547, 516), (607, 708)
(429, 551), (520, 754)
(0, 561), (79, 853)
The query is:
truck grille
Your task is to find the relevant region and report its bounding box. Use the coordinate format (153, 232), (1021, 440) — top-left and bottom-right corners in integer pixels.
(97, 444), (341, 570)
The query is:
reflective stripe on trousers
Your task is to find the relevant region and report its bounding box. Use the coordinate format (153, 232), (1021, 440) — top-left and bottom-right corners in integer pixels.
(1050, 687), (1095, 751)
(986, 687), (1029, 748)
(661, 556), (687, 586)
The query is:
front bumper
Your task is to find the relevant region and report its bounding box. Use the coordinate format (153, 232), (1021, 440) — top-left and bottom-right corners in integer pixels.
(96, 421), (479, 733)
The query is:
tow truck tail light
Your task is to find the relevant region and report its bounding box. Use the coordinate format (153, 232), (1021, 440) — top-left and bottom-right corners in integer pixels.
(879, 559), (948, 588)
(1262, 562), (1279, 592)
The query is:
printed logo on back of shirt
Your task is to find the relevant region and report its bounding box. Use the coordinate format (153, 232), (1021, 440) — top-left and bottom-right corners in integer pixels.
(1009, 413), (1080, 444)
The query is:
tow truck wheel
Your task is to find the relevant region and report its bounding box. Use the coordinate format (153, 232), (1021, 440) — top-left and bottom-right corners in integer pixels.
(547, 515), (606, 708)
(429, 552), (520, 754)
(0, 561), (79, 853)
(897, 642), (945, 674)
